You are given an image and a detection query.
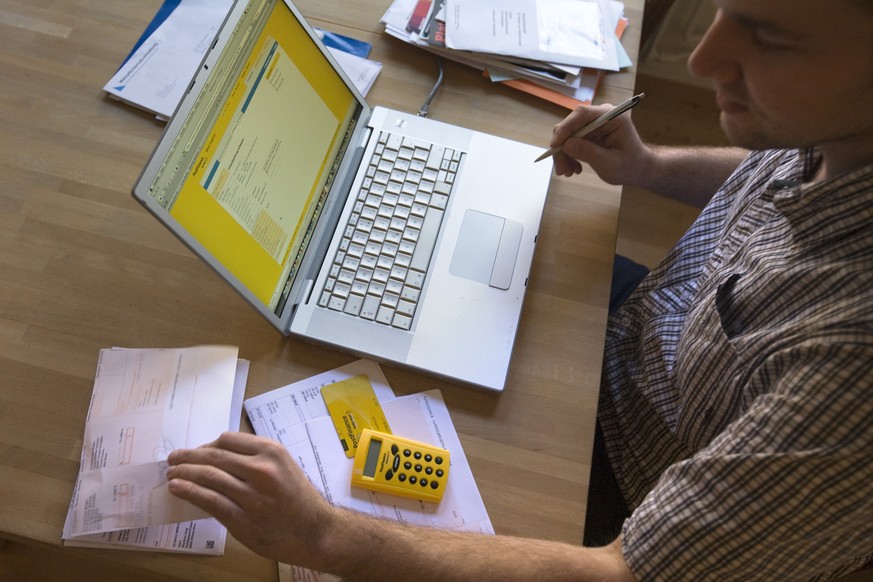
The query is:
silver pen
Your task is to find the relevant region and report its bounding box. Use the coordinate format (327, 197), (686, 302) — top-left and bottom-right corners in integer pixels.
(534, 92), (645, 163)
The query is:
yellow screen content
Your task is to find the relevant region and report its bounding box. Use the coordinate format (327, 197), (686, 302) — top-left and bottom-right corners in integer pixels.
(169, 3), (357, 309)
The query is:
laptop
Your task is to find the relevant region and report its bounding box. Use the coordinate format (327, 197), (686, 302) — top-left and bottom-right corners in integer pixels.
(132, 0), (553, 391)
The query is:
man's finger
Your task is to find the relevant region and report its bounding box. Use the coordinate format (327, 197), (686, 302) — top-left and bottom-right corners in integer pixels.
(210, 431), (277, 455)
(167, 443), (266, 490)
(167, 474), (243, 526)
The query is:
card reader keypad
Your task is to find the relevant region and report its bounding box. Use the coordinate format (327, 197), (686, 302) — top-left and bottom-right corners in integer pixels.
(318, 131), (465, 330)
(384, 443), (447, 491)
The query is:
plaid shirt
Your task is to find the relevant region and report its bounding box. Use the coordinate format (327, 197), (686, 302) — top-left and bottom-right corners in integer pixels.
(599, 148), (873, 580)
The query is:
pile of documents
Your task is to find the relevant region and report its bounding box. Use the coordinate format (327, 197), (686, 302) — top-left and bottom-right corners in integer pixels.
(62, 346), (248, 555)
(104, 0), (382, 120)
(381, 0), (632, 109)
(61, 350), (487, 568)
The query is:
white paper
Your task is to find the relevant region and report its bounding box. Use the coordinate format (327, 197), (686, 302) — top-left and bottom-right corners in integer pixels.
(381, 0), (420, 34)
(487, 0), (627, 104)
(62, 346), (245, 554)
(63, 358), (248, 555)
(104, 0), (234, 119)
(382, 0), (629, 99)
(61, 517), (228, 555)
(327, 48), (383, 96)
(443, 0), (619, 70)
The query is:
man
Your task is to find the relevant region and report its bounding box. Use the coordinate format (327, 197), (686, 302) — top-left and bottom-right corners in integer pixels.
(167, 0), (873, 579)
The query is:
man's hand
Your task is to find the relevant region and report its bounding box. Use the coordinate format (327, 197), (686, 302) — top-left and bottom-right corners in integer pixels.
(550, 103), (653, 186)
(167, 432), (334, 565)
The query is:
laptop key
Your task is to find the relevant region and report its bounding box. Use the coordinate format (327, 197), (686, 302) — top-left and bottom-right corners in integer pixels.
(387, 279), (403, 295)
(430, 193), (448, 210)
(392, 313), (412, 330)
(344, 294), (364, 316)
(434, 181), (452, 196)
(405, 270), (425, 290)
(397, 299), (416, 317)
(360, 295), (380, 320)
(376, 305), (394, 325)
(426, 146), (444, 170)
(386, 133), (403, 151)
(400, 286), (420, 303)
(410, 208), (443, 272)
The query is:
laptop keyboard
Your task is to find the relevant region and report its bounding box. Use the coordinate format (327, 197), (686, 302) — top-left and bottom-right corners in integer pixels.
(318, 131), (465, 330)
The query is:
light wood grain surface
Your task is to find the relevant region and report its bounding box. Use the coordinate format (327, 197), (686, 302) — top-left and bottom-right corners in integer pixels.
(0, 0), (641, 579)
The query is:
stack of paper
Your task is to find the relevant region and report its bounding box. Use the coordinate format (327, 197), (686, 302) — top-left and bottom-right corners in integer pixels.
(381, 0), (632, 109)
(62, 346), (248, 555)
(104, 0), (234, 121)
(104, 0), (382, 120)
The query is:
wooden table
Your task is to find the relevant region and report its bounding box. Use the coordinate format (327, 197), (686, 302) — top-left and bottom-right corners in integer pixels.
(0, 0), (641, 579)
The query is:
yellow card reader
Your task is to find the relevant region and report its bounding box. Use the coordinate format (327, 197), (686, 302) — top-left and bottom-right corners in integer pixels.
(351, 429), (450, 503)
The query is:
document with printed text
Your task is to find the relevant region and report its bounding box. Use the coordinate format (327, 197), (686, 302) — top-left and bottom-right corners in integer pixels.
(62, 345), (247, 555)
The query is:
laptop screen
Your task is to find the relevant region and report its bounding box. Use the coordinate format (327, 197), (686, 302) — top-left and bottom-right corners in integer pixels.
(144, 0), (362, 313)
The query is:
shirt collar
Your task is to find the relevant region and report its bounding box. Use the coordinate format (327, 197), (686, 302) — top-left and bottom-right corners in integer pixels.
(768, 148), (873, 240)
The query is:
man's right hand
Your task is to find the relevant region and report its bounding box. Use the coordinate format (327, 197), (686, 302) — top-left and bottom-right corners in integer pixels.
(549, 103), (653, 187)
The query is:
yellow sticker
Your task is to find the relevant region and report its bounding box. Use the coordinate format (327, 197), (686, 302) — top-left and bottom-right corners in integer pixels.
(321, 375), (392, 458)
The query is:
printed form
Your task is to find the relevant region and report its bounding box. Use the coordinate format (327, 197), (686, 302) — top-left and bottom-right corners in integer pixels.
(62, 345), (247, 555)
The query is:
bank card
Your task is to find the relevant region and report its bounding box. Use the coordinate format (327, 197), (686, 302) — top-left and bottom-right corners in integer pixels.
(321, 374), (392, 458)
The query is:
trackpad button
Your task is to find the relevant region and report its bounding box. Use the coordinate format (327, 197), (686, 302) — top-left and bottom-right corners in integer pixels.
(449, 210), (523, 290)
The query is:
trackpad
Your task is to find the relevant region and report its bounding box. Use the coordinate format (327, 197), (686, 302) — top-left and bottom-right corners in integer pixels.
(449, 210), (523, 290)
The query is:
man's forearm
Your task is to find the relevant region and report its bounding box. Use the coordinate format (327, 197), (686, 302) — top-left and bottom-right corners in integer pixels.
(641, 146), (748, 208)
(306, 507), (637, 582)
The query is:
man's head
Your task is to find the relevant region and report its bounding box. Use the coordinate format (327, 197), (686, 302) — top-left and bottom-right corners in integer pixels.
(687, 0), (873, 177)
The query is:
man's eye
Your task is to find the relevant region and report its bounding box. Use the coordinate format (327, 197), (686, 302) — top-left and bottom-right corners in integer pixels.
(752, 33), (785, 49)
(748, 24), (800, 52)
